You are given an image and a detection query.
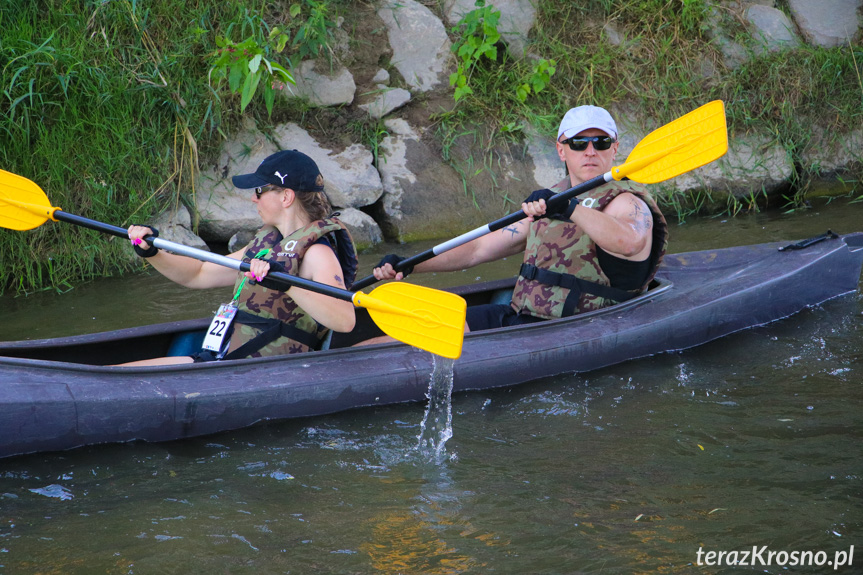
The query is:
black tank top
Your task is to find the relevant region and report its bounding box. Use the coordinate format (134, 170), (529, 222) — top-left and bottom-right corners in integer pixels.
(596, 246), (651, 291)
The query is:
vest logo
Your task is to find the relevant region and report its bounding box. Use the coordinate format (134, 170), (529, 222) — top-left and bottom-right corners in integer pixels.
(274, 171), (288, 185)
(581, 197), (598, 209)
(280, 240), (298, 253)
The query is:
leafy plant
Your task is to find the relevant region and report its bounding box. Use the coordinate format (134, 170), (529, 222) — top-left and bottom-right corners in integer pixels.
(516, 58), (557, 103)
(209, 27), (294, 115)
(290, 0), (337, 63)
(449, 1), (502, 102)
(449, 1), (556, 104)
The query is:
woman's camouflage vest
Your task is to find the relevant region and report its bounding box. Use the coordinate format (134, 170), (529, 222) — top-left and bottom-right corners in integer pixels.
(227, 217), (357, 358)
(510, 178), (668, 320)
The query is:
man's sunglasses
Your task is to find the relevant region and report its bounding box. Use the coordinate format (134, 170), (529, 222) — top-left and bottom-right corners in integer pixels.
(254, 185), (279, 199)
(560, 135), (616, 152)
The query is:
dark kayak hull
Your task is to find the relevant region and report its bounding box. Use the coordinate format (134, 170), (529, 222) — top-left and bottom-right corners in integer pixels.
(1, 233), (862, 459)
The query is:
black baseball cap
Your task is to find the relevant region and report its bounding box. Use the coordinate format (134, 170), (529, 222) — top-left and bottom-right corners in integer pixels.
(232, 150), (325, 192)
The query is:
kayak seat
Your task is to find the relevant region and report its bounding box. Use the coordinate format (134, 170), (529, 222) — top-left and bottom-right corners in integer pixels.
(489, 288), (513, 305)
(167, 330), (206, 357)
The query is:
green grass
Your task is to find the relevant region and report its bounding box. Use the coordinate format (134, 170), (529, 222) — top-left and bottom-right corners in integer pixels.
(0, 0), (345, 295)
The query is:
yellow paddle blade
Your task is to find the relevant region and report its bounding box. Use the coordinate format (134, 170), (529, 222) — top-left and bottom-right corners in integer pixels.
(0, 169), (58, 230)
(613, 100), (728, 184)
(353, 282), (466, 360)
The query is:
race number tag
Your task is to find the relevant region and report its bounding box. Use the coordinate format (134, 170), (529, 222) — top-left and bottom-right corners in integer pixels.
(202, 303), (238, 352)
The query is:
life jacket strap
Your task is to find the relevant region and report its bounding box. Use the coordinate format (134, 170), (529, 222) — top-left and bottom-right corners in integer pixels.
(223, 310), (323, 360)
(518, 263), (638, 317)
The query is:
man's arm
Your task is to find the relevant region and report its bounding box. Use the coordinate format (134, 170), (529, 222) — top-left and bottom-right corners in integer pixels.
(523, 192), (653, 261)
(374, 218), (532, 281)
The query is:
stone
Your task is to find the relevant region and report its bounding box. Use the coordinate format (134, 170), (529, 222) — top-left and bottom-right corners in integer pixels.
(195, 120), (277, 242)
(372, 69), (390, 84)
(270, 124), (383, 210)
(378, 0), (452, 92)
(333, 207), (383, 250)
(358, 86), (412, 118)
(671, 134), (795, 201)
(801, 125), (863, 175)
(745, 5), (802, 53)
(788, 0), (862, 48)
(285, 60), (356, 107)
(151, 203), (210, 251)
(522, 123), (565, 189)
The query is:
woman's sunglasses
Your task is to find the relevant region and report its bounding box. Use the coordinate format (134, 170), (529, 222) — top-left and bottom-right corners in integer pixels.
(254, 185), (279, 199)
(561, 135), (616, 152)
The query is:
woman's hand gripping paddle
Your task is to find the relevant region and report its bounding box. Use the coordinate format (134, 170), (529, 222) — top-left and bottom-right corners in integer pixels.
(0, 170), (467, 359)
(351, 100), (728, 290)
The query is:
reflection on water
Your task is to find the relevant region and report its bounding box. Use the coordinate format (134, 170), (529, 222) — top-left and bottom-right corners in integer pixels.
(0, 197), (861, 573)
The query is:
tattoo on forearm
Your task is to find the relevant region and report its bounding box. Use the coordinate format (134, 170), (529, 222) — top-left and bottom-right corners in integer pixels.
(502, 225), (521, 238)
(335, 274), (344, 286)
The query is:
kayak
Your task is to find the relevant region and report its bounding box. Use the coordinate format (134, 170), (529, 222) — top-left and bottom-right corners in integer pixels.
(1, 231), (861, 459)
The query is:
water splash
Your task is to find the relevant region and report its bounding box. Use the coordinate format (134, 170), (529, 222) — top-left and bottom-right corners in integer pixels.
(416, 355), (456, 464)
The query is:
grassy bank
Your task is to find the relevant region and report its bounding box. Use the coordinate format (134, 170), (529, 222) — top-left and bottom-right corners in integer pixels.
(1, 0), (861, 295)
(438, 0), (863, 218)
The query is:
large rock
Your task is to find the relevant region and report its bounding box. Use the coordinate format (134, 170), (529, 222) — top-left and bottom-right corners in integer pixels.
(788, 0), (862, 48)
(522, 123), (565, 188)
(377, 0), (452, 92)
(670, 134), (795, 206)
(195, 122), (276, 242)
(285, 60), (356, 107)
(745, 4), (802, 53)
(151, 203), (209, 251)
(376, 118), (544, 241)
(270, 123), (383, 210)
(801, 125), (863, 176)
(358, 86), (412, 118)
(333, 207), (383, 250)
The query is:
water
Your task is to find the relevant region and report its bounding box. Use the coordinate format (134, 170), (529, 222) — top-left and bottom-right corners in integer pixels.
(1, 197), (862, 573)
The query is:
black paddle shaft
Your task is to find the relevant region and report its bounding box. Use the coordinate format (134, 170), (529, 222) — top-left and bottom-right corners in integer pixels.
(351, 173), (611, 291)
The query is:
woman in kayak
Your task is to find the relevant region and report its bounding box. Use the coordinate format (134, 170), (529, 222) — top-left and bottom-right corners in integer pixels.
(121, 150), (357, 366)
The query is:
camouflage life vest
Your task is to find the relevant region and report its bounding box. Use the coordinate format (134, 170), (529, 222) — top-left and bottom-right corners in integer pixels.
(224, 217), (358, 359)
(509, 178), (668, 320)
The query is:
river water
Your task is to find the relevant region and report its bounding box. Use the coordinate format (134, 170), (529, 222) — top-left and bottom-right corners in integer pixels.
(1, 197), (861, 574)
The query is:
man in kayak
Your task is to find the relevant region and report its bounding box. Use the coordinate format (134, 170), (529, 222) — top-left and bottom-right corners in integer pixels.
(121, 150), (358, 365)
(373, 105), (669, 331)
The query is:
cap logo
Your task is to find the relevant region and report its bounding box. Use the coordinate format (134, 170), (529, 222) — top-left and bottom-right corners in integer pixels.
(274, 171), (288, 185)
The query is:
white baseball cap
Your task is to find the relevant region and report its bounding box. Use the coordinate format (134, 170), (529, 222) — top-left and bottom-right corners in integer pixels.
(557, 105), (618, 141)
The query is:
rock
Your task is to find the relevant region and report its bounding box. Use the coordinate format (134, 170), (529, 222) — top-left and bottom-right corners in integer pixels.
(151, 203), (210, 251)
(787, 0), (862, 48)
(195, 120), (276, 242)
(270, 124), (383, 210)
(377, 0), (452, 92)
(286, 60), (356, 107)
(333, 207), (383, 250)
(745, 4), (802, 53)
(372, 69), (390, 84)
(522, 123), (565, 189)
(228, 229), (256, 253)
(358, 86), (412, 118)
(671, 134), (795, 204)
(801, 125), (863, 176)
(704, 4), (750, 69)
